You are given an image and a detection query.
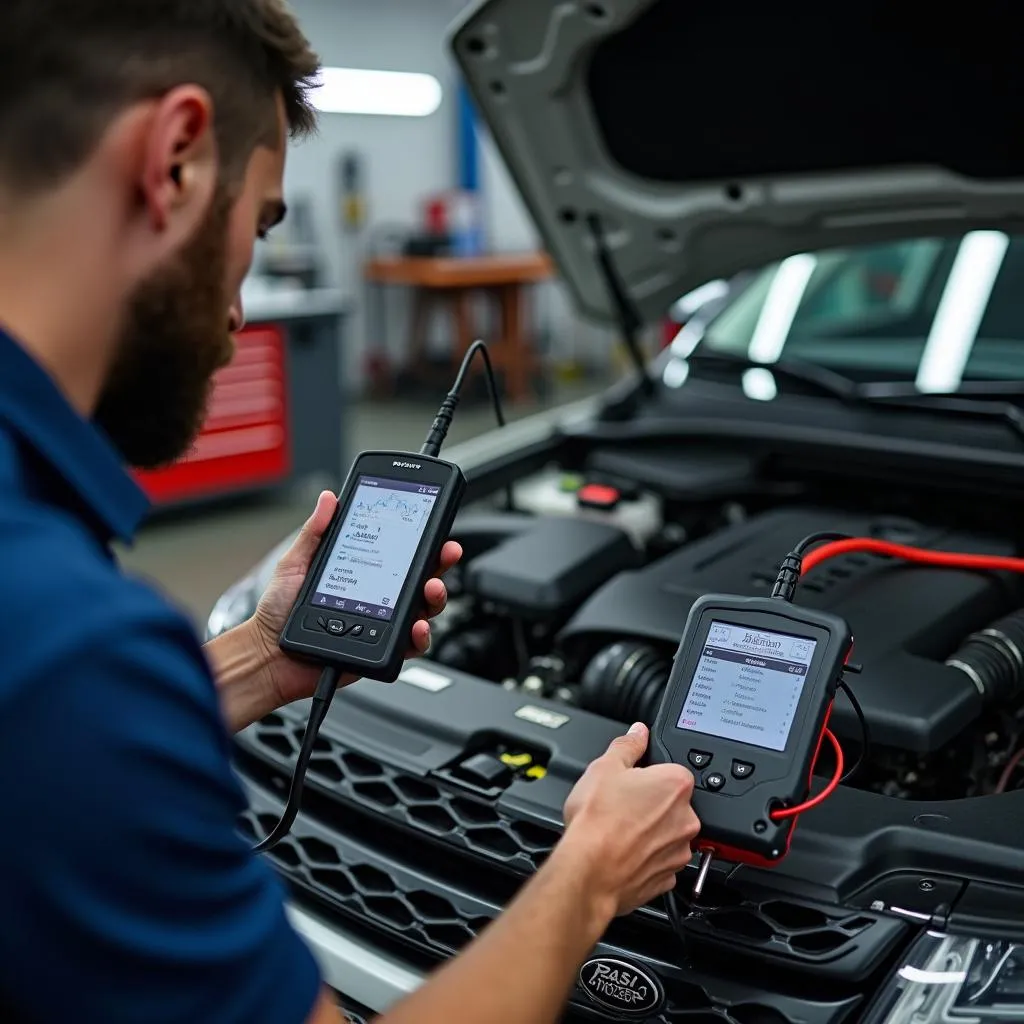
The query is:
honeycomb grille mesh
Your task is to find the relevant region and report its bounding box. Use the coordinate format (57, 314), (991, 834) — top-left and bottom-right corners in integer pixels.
(263, 793), (855, 1024)
(248, 713), (560, 870)
(240, 716), (903, 979)
(686, 894), (877, 961)
(242, 809), (494, 954)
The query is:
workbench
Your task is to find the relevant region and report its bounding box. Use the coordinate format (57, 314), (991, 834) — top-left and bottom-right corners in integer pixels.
(133, 288), (349, 509)
(365, 252), (554, 404)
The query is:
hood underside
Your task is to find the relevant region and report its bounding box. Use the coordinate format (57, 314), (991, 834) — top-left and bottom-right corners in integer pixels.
(450, 0), (1024, 327)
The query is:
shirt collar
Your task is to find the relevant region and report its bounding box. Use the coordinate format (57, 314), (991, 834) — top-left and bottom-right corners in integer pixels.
(0, 329), (150, 543)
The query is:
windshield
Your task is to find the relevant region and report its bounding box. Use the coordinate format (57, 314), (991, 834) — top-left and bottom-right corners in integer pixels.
(693, 231), (1024, 390)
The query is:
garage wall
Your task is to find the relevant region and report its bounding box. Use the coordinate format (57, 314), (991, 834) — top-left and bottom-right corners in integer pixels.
(283, 0), (616, 394)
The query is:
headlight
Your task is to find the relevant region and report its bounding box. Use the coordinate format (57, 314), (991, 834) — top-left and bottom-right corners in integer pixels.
(206, 576), (262, 639)
(205, 532), (299, 640)
(863, 931), (1024, 1023)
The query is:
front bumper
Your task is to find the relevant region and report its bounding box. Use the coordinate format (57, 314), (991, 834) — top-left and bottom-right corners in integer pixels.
(237, 690), (904, 1024)
(287, 904), (422, 1015)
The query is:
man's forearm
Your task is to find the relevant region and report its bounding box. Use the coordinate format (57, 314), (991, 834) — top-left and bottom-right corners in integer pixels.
(379, 835), (615, 1024)
(203, 622), (278, 733)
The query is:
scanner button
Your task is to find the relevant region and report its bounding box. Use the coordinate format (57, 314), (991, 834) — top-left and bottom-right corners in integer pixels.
(326, 619), (346, 635)
(351, 624), (387, 645)
(705, 772), (726, 792)
(732, 761), (754, 780)
(688, 750), (713, 770)
(347, 625), (364, 638)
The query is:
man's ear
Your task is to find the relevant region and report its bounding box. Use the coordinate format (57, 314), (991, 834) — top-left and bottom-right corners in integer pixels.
(138, 85), (219, 246)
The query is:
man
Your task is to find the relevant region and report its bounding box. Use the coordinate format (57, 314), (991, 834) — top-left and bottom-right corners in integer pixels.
(0, 2), (701, 1021)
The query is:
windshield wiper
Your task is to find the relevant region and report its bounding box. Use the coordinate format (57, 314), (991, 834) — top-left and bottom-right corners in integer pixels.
(683, 350), (1024, 443)
(861, 391), (1024, 443)
(683, 350), (862, 402)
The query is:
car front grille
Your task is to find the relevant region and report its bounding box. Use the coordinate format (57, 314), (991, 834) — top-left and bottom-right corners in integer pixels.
(238, 712), (908, 1020)
(250, 711), (560, 871)
(242, 806), (491, 953)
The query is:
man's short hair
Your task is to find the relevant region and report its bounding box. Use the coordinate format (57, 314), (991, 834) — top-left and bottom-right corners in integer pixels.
(0, 0), (321, 195)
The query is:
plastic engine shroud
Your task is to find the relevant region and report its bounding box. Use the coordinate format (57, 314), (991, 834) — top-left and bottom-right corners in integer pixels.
(558, 507), (1022, 753)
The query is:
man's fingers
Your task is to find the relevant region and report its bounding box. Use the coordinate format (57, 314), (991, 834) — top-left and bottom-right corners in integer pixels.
(354, 540), (458, 661)
(423, 578), (448, 616)
(604, 722), (649, 768)
(409, 619), (432, 654)
(438, 541), (463, 575)
(286, 512), (454, 582)
(305, 491), (337, 537)
(284, 491), (337, 570)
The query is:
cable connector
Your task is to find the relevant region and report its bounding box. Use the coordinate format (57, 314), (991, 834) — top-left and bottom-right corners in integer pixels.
(692, 848), (714, 898)
(417, 339), (515, 509)
(771, 553), (803, 602)
(772, 532), (852, 602)
(420, 391), (460, 458)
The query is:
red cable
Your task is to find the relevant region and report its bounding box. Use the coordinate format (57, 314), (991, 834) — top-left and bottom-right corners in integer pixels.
(769, 728), (843, 821)
(773, 535), (1024, 819)
(801, 538), (1024, 577)
(996, 747), (1024, 793)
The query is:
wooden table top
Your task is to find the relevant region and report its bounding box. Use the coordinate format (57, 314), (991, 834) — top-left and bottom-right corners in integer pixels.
(365, 252), (554, 288)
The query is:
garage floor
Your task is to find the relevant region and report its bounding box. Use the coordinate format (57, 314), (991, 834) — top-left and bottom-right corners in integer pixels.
(117, 386), (598, 631)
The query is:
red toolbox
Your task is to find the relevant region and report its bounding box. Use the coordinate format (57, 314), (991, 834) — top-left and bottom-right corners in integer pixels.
(132, 299), (346, 508)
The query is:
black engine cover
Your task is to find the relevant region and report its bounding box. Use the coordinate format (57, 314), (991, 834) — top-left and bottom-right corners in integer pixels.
(560, 508), (1022, 752)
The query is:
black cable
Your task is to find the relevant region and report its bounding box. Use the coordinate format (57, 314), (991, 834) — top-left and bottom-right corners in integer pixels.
(664, 887), (691, 953)
(793, 531), (853, 556)
(586, 213), (654, 396)
(771, 532), (853, 602)
(420, 339), (515, 511)
(664, 858), (722, 953)
(837, 678), (870, 783)
(256, 345), (512, 854)
(252, 666), (341, 853)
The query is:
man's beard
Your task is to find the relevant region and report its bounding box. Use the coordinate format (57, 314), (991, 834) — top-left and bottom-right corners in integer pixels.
(94, 186), (236, 470)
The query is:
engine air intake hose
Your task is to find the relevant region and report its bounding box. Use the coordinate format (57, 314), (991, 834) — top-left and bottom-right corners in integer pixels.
(581, 641), (671, 725)
(946, 608), (1024, 705)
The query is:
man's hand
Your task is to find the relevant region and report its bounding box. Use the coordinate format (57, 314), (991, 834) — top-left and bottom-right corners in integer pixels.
(375, 722), (700, 1024)
(559, 722), (701, 918)
(249, 490), (462, 710)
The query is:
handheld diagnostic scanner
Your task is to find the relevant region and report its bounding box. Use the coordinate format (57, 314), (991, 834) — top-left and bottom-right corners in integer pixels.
(279, 451), (466, 683)
(651, 594), (852, 868)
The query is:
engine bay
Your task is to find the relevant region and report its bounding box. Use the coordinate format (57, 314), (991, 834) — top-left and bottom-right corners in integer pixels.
(426, 457), (1024, 802)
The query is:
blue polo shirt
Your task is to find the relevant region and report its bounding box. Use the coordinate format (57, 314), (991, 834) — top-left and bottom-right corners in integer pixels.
(0, 330), (321, 1022)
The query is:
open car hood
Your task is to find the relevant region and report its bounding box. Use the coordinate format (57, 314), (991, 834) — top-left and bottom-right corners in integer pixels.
(450, 0), (1024, 327)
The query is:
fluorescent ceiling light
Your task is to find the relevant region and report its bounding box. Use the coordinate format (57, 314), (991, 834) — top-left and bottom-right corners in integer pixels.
(661, 357), (690, 389)
(671, 279), (730, 319)
(915, 230), (1009, 393)
(747, 253), (818, 364)
(311, 67), (443, 117)
(741, 367), (779, 402)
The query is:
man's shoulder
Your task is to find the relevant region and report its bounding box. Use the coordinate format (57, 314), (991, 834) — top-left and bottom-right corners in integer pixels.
(0, 498), (201, 699)
(0, 499), (323, 1024)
